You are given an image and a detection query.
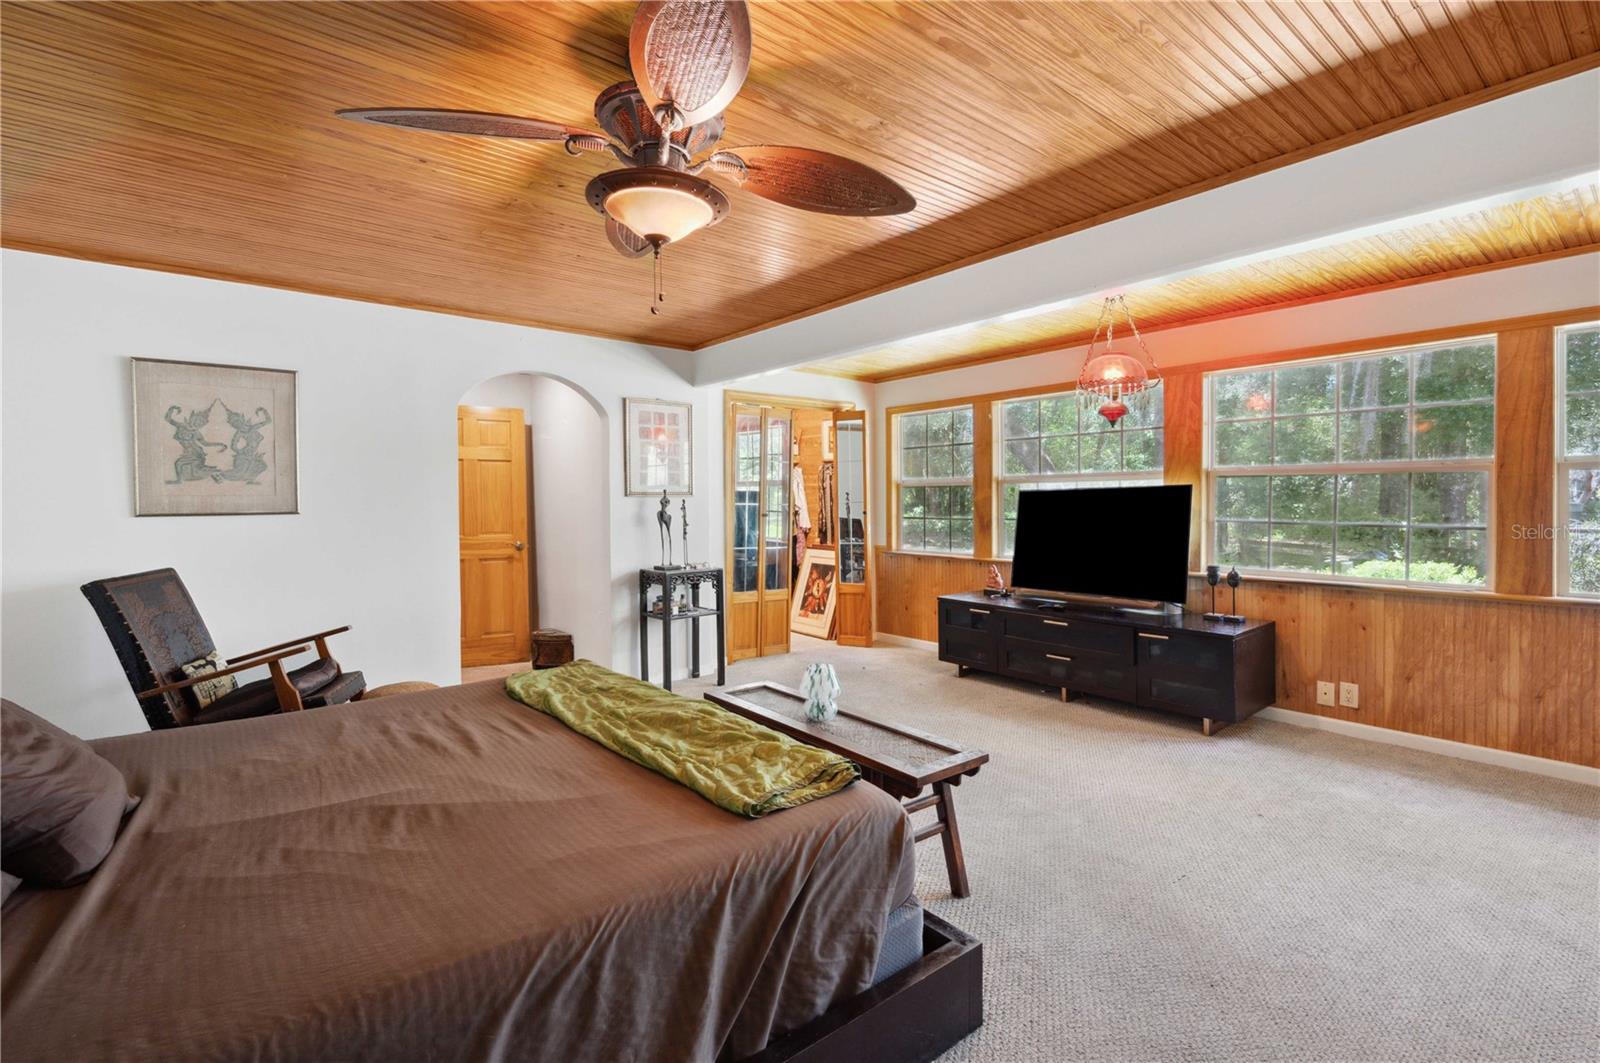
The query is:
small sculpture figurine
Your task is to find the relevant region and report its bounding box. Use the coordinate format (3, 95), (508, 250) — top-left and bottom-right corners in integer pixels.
(800, 663), (841, 723)
(1224, 566), (1244, 622)
(680, 498), (690, 567)
(1203, 564), (1223, 620)
(656, 489), (677, 569)
(984, 563), (1008, 597)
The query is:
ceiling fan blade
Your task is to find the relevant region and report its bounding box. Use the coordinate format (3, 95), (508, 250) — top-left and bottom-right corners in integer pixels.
(607, 218), (652, 258)
(722, 146), (916, 216)
(336, 108), (600, 142)
(629, 1), (751, 127)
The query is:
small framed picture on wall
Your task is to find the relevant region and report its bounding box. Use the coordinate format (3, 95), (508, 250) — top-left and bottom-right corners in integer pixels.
(624, 397), (693, 496)
(131, 357), (298, 516)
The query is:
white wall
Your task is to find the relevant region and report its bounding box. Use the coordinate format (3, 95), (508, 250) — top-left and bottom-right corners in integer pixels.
(868, 251), (1600, 545)
(0, 251), (713, 737)
(459, 374), (610, 663)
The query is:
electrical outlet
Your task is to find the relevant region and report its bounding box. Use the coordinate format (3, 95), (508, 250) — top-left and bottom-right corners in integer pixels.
(1316, 681), (1335, 707)
(1339, 682), (1360, 709)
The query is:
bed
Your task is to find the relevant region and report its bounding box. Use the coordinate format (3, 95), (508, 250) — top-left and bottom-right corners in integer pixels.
(1, 679), (923, 1062)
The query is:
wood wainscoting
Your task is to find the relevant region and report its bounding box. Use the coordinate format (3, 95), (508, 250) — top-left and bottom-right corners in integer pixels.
(876, 547), (1597, 767)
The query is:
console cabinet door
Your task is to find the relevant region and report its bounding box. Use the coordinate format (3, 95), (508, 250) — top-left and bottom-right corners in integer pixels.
(938, 600), (997, 669)
(1135, 632), (1236, 719)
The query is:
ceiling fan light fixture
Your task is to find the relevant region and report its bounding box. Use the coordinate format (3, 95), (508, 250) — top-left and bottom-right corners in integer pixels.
(586, 167), (728, 246)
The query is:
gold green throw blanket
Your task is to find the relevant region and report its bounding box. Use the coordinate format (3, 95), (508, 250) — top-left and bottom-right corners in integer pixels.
(505, 661), (859, 817)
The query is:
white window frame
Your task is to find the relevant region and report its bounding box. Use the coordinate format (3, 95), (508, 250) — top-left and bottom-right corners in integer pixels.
(1204, 337), (1498, 592)
(893, 404), (976, 555)
(994, 389), (1164, 557)
(1556, 321), (1600, 599)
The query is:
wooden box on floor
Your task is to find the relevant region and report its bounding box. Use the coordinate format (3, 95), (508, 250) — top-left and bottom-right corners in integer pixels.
(742, 912), (982, 1063)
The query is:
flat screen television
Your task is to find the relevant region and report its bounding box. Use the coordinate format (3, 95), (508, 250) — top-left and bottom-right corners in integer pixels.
(1009, 485), (1193, 606)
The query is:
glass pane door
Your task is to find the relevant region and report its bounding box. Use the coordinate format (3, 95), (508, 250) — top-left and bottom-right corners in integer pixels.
(762, 411), (792, 595)
(732, 407), (761, 593)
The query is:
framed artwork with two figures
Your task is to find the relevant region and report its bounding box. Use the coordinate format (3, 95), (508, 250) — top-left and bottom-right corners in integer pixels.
(131, 357), (298, 516)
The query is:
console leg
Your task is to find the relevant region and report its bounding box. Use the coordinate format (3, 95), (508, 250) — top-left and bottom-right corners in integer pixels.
(1202, 717), (1230, 737)
(1060, 687), (1071, 703)
(956, 664), (967, 677)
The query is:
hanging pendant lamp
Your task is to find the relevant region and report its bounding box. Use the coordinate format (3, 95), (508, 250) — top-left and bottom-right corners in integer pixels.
(1078, 295), (1162, 425)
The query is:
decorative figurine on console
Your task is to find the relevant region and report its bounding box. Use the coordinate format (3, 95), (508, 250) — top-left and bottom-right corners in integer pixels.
(1222, 567), (1245, 623)
(680, 498), (691, 567)
(800, 663), (841, 723)
(983, 563), (1010, 598)
(655, 489), (683, 570)
(1203, 565), (1224, 620)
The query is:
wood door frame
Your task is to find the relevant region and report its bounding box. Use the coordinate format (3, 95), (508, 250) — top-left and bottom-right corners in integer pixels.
(722, 391), (858, 662)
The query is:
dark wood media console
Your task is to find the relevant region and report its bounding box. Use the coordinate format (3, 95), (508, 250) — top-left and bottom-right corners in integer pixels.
(937, 592), (1276, 735)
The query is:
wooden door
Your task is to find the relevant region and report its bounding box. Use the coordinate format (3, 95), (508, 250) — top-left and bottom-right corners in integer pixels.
(726, 403), (792, 661)
(833, 411), (873, 646)
(459, 405), (530, 667)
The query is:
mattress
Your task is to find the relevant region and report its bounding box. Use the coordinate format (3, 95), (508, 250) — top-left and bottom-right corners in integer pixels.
(2, 678), (916, 1062)
(874, 895), (926, 983)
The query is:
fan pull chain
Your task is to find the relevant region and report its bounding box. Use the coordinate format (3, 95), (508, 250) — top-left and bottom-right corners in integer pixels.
(651, 244), (665, 316)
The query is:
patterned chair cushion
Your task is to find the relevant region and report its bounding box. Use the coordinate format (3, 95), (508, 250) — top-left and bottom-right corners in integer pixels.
(180, 651), (239, 712)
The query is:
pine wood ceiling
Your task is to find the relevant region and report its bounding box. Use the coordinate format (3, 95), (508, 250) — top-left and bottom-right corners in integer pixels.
(3, 2), (1599, 351)
(809, 180), (1600, 380)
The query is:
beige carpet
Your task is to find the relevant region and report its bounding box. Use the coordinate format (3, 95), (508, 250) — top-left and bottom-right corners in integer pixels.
(679, 637), (1600, 1062)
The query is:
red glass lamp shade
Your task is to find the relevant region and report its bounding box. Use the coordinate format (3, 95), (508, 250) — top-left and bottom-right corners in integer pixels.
(1079, 348), (1154, 425)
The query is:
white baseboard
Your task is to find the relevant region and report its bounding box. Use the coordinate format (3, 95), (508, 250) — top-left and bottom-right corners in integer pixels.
(1257, 707), (1599, 786)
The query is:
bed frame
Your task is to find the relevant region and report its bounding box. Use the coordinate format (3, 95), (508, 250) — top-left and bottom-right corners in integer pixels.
(742, 912), (983, 1063)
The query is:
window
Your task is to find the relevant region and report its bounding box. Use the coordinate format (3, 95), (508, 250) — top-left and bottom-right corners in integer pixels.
(1208, 338), (1495, 587)
(896, 406), (975, 553)
(1558, 322), (1600, 597)
(996, 390), (1163, 555)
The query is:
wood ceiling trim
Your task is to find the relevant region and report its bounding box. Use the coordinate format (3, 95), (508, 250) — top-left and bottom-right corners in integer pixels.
(698, 50), (1600, 351)
(805, 244), (1600, 384)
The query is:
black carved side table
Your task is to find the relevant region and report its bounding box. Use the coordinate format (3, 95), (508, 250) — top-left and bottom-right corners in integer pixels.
(638, 566), (725, 691)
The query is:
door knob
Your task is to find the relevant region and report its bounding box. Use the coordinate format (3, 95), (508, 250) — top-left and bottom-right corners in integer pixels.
(514, 541), (525, 550)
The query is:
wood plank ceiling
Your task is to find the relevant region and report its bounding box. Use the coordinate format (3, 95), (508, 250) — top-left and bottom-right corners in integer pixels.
(811, 179), (1600, 380)
(4, 2), (1599, 351)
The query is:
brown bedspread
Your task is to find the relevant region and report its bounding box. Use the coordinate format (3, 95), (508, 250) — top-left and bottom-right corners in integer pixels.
(1, 681), (915, 1062)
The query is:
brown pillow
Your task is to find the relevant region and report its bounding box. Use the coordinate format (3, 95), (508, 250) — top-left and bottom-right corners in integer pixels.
(1, 699), (137, 886)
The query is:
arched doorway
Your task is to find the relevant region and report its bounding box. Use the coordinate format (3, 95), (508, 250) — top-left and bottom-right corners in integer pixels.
(457, 373), (610, 677)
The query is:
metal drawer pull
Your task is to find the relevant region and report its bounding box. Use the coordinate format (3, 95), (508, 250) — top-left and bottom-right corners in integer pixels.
(1138, 632), (1170, 640)
(968, 608), (991, 615)
(1043, 619), (1070, 627)
(1045, 653), (1073, 662)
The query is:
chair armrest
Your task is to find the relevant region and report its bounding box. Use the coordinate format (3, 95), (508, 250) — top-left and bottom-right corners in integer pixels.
(227, 626), (351, 665)
(137, 645), (311, 700)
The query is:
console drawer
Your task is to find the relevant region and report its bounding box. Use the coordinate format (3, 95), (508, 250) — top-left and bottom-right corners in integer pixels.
(1136, 672), (1233, 719)
(940, 627), (996, 670)
(1000, 638), (1137, 701)
(1002, 613), (1134, 661)
(1136, 631), (1232, 676)
(940, 599), (997, 634)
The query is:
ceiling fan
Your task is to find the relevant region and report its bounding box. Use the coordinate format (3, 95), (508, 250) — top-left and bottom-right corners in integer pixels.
(337, 0), (916, 314)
